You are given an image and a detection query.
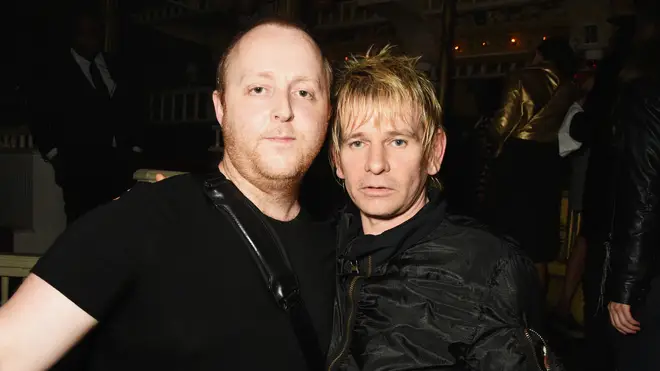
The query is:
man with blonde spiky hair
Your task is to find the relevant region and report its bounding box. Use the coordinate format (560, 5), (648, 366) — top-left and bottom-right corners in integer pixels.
(326, 46), (559, 371)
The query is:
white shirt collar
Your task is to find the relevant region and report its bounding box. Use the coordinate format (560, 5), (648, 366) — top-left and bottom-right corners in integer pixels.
(70, 48), (107, 68)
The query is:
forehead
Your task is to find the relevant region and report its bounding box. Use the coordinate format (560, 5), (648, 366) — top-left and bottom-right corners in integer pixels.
(340, 95), (421, 137)
(227, 25), (324, 83)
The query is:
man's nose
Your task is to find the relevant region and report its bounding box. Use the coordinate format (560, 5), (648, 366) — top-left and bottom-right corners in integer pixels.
(365, 144), (390, 174)
(272, 91), (293, 122)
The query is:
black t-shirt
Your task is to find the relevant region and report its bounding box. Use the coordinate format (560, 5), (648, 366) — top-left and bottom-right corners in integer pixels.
(32, 173), (336, 371)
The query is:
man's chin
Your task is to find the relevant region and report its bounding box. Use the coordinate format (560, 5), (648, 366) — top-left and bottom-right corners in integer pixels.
(255, 156), (311, 179)
(257, 164), (306, 182)
(354, 201), (399, 221)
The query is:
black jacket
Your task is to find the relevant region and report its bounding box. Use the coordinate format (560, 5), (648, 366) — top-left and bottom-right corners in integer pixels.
(608, 79), (660, 305)
(27, 49), (144, 162)
(326, 190), (552, 371)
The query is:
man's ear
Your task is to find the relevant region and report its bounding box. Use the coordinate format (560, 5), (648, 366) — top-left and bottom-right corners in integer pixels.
(426, 128), (447, 176)
(212, 90), (224, 126)
(331, 147), (346, 180)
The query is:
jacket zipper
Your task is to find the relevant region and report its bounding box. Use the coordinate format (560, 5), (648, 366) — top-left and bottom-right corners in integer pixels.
(327, 275), (360, 371)
(523, 328), (550, 371)
(327, 256), (372, 371)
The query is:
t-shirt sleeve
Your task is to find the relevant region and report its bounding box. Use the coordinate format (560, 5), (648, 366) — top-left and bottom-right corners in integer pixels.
(31, 182), (167, 320)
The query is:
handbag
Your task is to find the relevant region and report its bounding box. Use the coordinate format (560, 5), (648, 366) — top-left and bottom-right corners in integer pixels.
(201, 173), (325, 371)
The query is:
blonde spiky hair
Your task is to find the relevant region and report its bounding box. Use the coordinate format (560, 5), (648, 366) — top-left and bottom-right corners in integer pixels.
(330, 45), (444, 170)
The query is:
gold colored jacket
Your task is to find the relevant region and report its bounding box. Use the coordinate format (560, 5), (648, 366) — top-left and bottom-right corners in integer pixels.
(491, 63), (578, 155)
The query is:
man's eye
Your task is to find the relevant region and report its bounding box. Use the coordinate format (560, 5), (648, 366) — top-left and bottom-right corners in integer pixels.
(296, 90), (313, 99)
(349, 141), (363, 148)
(392, 139), (407, 147)
(249, 86), (266, 95)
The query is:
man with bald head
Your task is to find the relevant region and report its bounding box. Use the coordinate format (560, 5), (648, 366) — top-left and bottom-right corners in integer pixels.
(0, 18), (335, 371)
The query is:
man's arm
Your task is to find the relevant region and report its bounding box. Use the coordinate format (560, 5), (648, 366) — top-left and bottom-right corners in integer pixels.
(464, 250), (547, 371)
(608, 90), (660, 334)
(0, 182), (164, 369)
(24, 55), (67, 163)
(26, 77), (60, 162)
(109, 54), (147, 155)
(0, 275), (97, 371)
(490, 74), (524, 156)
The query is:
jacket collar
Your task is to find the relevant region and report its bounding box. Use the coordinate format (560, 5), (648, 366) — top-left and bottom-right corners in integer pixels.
(526, 62), (561, 85)
(337, 187), (446, 276)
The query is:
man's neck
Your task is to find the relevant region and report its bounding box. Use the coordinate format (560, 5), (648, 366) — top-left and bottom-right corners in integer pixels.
(218, 160), (301, 222)
(361, 192), (428, 236)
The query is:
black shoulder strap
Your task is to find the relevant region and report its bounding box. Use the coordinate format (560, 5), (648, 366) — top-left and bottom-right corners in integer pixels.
(201, 174), (324, 371)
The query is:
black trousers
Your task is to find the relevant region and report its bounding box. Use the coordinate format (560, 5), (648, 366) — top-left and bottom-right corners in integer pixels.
(616, 277), (660, 371)
(583, 272), (618, 371)
(488, 139), (561, 263)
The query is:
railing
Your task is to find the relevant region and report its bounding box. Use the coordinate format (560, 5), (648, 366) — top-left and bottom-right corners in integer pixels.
(453, 59), (522, 79)
(1, 90), (216, 135)
(0, 254), (39, 305)
(456, 0), (539, 11)
(0, 126), (34, 151)
(133, 0), (211, 24)
(148, 87), (216, 124)
(134, 5), (188, 23)
(316, 0), (541, 28)
(316, 0), (384, 28)
(133, 169), (187, 183)
(133, 0), (278, 24)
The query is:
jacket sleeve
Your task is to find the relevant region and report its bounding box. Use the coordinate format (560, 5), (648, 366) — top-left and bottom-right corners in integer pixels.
(107, 54), (147, 154)
(465, 251), (547, 371)
(27, 103), (59, 161)
(608, 91), (660, 305)
(490, 74), (524, 156)
(26, 63), (60, 161)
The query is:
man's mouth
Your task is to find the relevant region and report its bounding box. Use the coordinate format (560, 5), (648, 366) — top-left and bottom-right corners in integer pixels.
(360, 186), (394, 196)
(265, 136), (295, 143)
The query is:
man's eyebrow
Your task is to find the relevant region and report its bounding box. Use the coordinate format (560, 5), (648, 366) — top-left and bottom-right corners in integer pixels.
(343, 131), (367, 141)
(291, 76), (321, 88)
(384, 129), (418, 138)
(342, 127), (419, 142)
(239, 71), (274, 84)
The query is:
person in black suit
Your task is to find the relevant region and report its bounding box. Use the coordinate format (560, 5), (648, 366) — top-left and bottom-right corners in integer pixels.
(28, 7), (143, 224)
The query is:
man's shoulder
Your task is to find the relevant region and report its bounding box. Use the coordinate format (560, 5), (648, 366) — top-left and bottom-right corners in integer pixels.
(42, 173), (212, 260)
(425, 214), (527, 264)
(108, 173), (207, 220)
(417, 215), (536, 291)
(121, 172), (196, 197)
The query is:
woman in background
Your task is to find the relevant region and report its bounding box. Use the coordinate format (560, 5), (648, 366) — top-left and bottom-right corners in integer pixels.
(488, 37), (578, 288)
